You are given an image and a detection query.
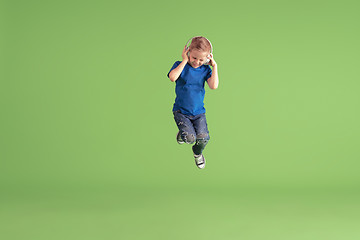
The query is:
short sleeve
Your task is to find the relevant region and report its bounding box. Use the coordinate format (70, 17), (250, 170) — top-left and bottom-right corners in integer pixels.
(167, 61), (181, 78)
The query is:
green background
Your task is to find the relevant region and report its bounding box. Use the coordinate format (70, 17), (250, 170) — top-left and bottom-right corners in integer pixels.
(1, 0), (360, 239)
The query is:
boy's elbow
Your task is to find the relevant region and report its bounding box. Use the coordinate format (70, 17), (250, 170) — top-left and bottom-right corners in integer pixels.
(209, 83), (218, 89)
(168, 73), (176, 82)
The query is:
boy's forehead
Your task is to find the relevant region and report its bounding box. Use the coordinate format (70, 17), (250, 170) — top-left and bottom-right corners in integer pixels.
(190, 49), (209, 58)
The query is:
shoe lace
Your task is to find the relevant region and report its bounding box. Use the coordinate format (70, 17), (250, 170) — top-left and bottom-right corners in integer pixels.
(195, 155), (204, 164)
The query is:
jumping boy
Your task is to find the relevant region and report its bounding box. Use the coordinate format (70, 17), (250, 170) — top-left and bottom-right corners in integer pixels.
(167, 36), (219, 169)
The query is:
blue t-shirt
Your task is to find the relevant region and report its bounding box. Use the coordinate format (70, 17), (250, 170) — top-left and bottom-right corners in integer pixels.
(167, 61), (212, 116)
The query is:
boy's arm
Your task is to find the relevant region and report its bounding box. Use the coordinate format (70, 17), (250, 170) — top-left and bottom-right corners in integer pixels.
(207, 61), (219, 90)
(168, 60), (187, 82)
(169, 46), (189, 82)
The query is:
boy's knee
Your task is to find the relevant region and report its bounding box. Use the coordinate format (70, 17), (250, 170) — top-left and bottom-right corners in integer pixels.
(195, 134), (210, 147)
(197, 133), (210, 141)
(183, 132), (196, 144)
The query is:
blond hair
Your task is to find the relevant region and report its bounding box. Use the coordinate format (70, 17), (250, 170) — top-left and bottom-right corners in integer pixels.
(189, 36), (211, 53)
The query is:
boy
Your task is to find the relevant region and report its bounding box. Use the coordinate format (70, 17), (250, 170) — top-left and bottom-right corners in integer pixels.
(167, 36), (219, 169)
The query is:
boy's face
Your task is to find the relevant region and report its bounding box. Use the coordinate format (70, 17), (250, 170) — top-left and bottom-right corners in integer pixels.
(188, 49), (209, 68)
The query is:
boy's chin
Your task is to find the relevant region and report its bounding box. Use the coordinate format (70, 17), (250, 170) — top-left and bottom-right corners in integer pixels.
(190, 63), (201, 68)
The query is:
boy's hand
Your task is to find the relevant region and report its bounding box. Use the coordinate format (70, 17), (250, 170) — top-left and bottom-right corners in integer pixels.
(208, 53), (217, 67)
(182, 46), (189, 62)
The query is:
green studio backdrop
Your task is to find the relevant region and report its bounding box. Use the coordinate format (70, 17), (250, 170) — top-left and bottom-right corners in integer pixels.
(1, 0), (360, 239)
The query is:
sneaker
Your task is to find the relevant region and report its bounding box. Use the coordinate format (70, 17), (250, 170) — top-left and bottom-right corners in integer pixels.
(194, 154), (206, 169)
(176, 131), (185, 144)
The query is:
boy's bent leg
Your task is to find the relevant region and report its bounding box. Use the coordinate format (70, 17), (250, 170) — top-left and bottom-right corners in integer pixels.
(192, 134), (210, 155)
(173, 111), (196, 144)
(192, 113), (210, 155)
